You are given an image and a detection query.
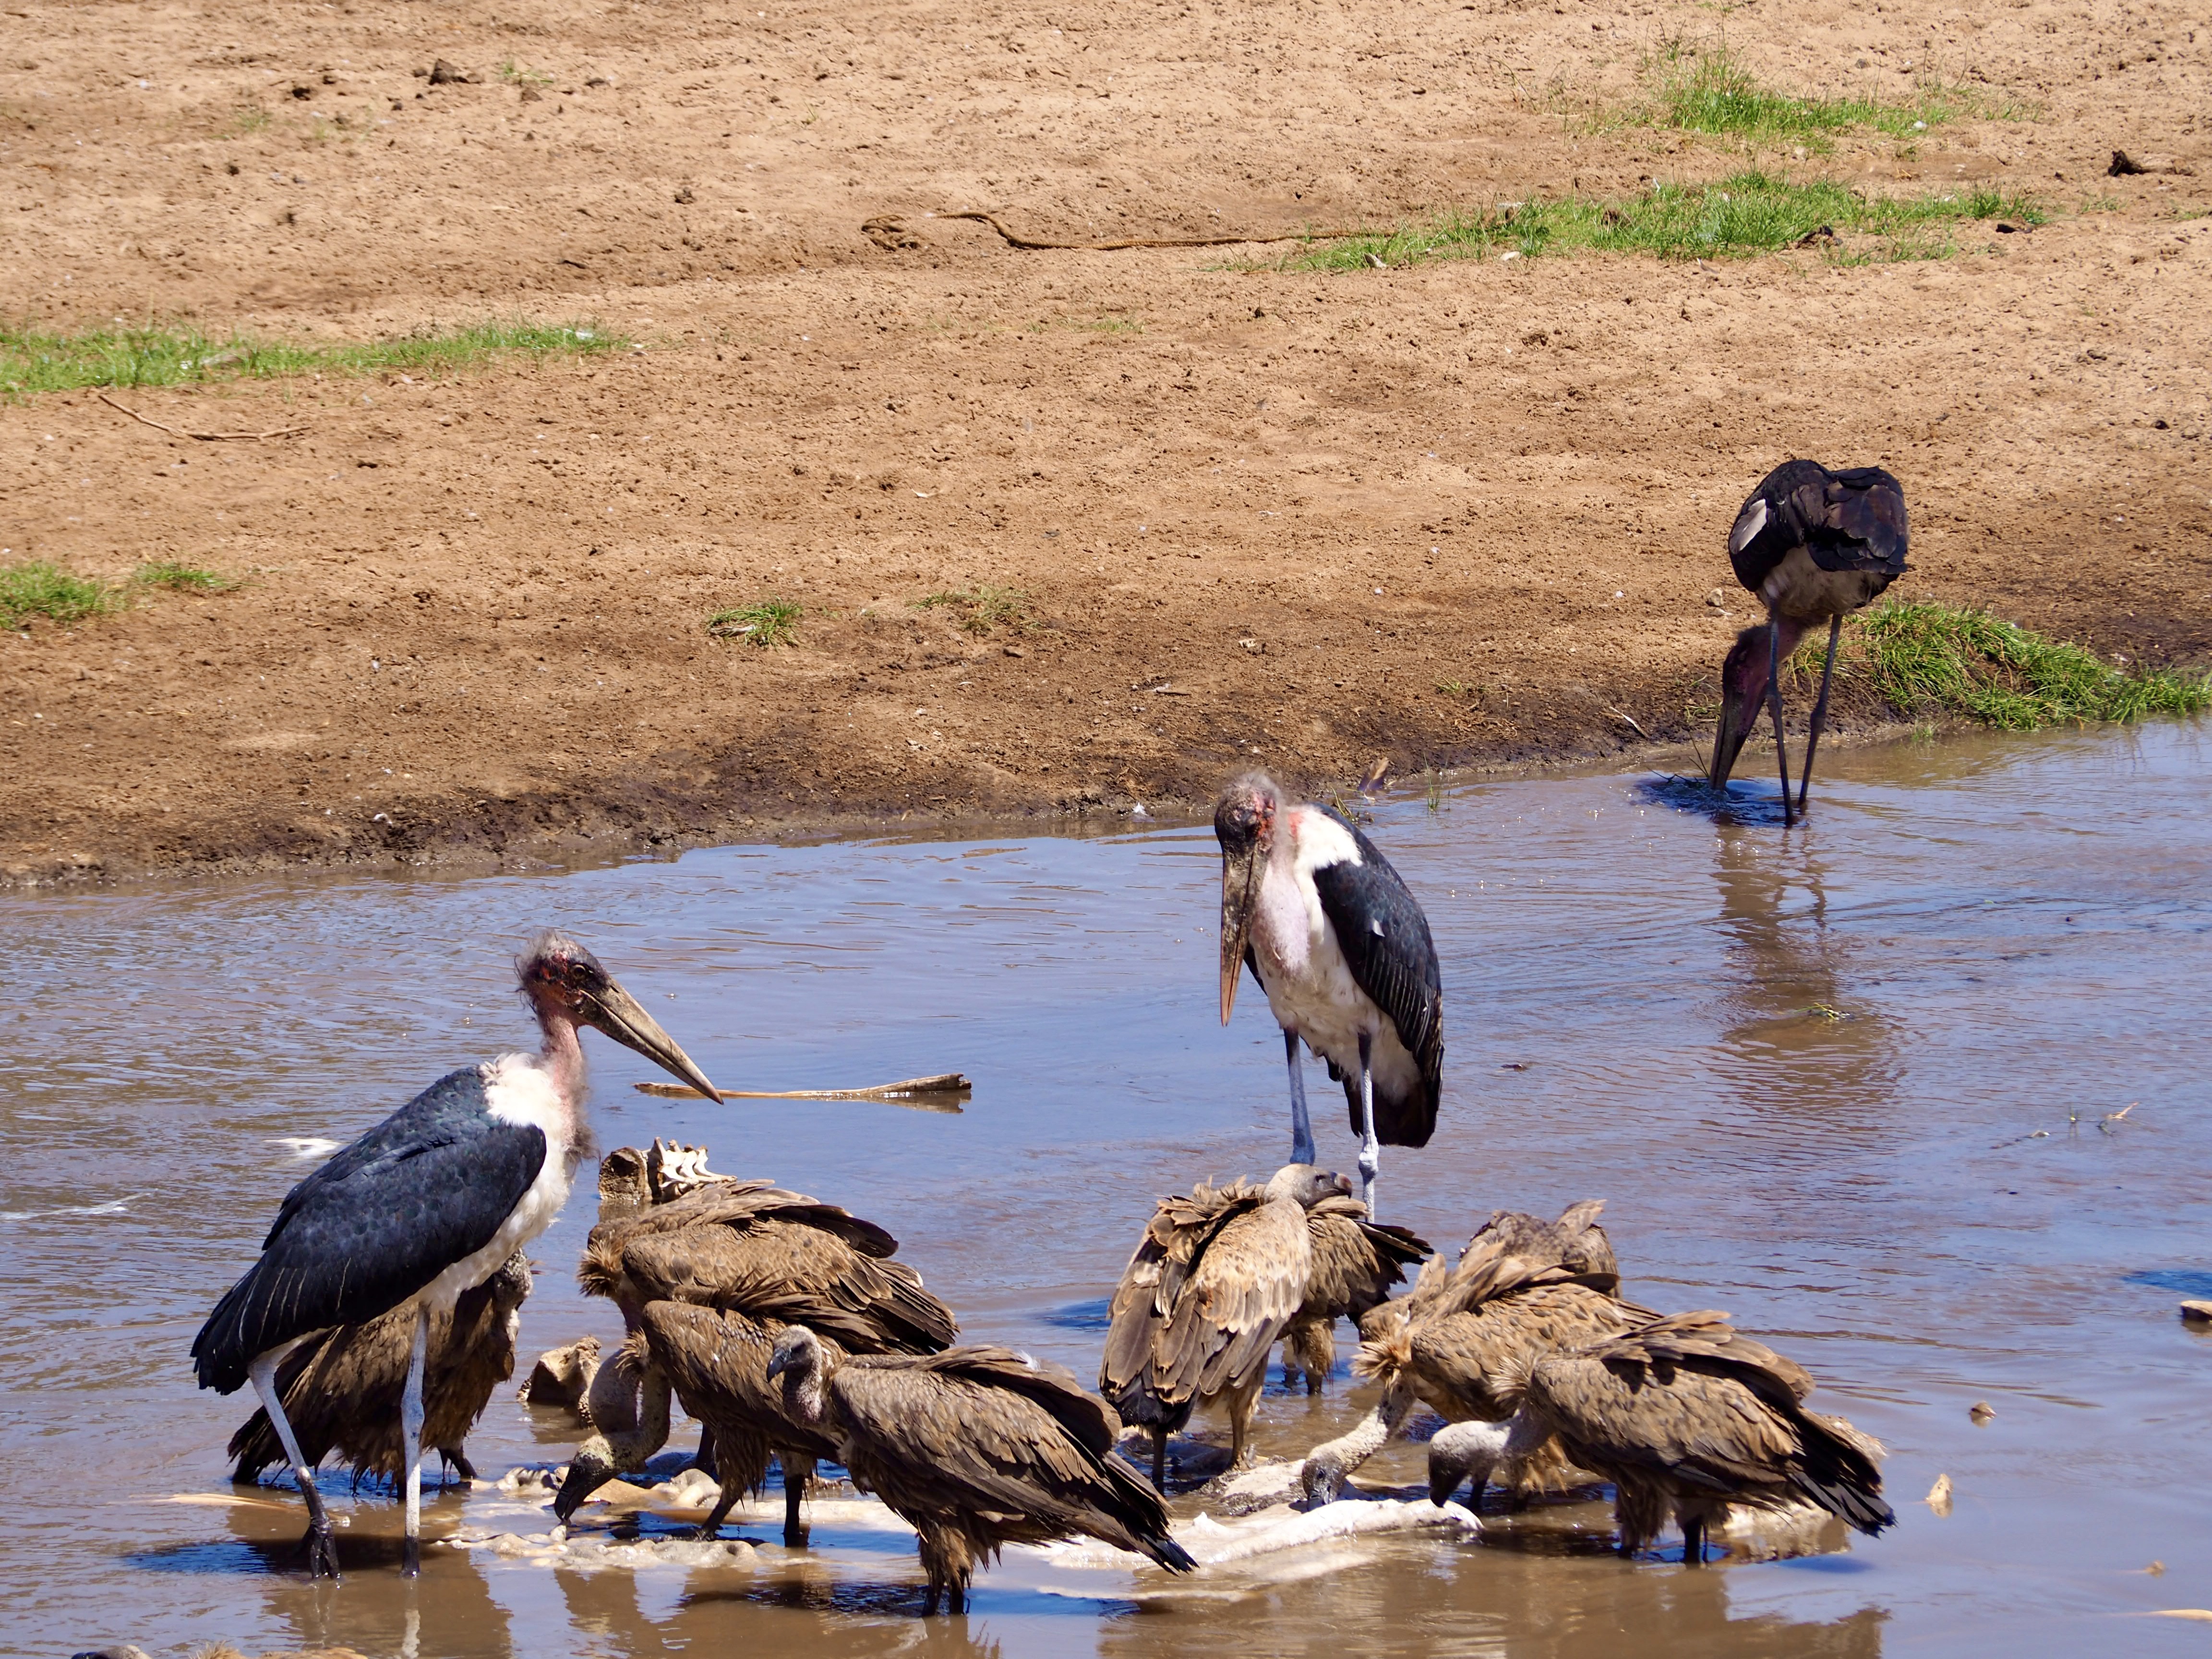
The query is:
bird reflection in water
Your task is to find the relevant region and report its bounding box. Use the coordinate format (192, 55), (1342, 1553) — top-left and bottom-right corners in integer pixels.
(1707, 822), (1900, 1125)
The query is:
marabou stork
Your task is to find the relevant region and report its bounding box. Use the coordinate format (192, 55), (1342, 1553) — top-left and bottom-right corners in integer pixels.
(1215, 774), (1443, 1215)
(767, 1326), (1197, 1615)
(191, 931), (719, 1579)
(1711, 460), (1910, 824)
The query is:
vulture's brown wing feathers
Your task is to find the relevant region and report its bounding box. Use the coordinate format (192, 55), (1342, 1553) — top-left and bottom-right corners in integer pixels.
(639, 1301), (843, 1487)
(1100, 1181), (1275, 1419)
(1438, 1202), (1622, 1315)
(1534, 1311), (1892, 1536)
(1397, 1280), (1648, 1419)
(228, 1254), (529, 1484)
(1165, 1196), (1310, 1402)
(831, 1347), (1193, 1572)
(614, 1220), (956, 1354)
(1301, 1197), (1430, 1323)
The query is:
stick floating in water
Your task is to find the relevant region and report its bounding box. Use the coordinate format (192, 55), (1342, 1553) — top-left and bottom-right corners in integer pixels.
(634, 1072), (971, 1111)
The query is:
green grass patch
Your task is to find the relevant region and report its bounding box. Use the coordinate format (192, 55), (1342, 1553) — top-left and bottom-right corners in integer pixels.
(1638, 42), (1992, 145)
(1831, 600), (2209, 727)
(0, 561), (112, 628)
(0, 319), (625, 401)
(706, 598), (802, 647)
(914, 585), (1033, 635)
(1285, 171), (2044, 271)
(133, 560), (231, 593)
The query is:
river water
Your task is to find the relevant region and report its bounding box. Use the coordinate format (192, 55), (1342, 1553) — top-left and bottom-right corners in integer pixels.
(3, 722), (2209, 1659)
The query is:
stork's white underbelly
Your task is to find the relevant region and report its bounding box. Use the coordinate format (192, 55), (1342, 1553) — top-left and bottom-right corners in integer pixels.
(421, 1054), (581, 1314)
(1251, 881), (1421, 1104)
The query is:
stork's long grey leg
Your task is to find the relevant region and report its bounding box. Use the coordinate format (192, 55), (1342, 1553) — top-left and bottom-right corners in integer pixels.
(1767, 621), (1795, 828)
(1356, 1030), (1380, 1216)
(247, 1352), (340, 1579)
(1286, 1029), (1316, 1166)
(1796, 616), (1843, 815)
(400, 1301), (429, 1578)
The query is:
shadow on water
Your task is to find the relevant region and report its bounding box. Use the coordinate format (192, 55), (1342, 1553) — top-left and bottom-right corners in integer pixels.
(1636, 771), (1796, 829)
(1037, 1298), (1114, 1332)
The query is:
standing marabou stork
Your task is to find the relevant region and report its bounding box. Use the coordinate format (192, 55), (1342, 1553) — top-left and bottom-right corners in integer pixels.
(1215, 773), (1443, 1214)
(1710, 460), (1910, 824)
(191, 931), (719, 1579)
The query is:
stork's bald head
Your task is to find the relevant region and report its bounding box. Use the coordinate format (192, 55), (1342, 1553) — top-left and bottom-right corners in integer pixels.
(1215, 774), (1286, 1025)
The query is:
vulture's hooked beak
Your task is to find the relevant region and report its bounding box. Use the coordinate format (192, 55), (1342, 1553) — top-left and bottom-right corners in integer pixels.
(1708, 625), (1769, 790)
(578, 975), (721, 1101)
(1218, 842), (1262, 1025)
(552, 1442), (617, 1522)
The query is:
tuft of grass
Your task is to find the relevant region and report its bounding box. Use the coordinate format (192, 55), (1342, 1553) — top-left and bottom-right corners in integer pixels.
(133, 560), (230, 593)
(498, 59), (555, 87)
(220, 105), (272, 137)
(1285, 171), (2044, 272)
(1647, 43), (1975, 144)
(1845, 600), (2210, 727)
(914, 584), (1032, 635)
(0, 319), (624, 401)
(0, 560), (112, 628)
(705, 598), (802, 647)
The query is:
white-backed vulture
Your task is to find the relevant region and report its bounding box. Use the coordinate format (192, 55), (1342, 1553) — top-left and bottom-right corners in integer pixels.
(228, 1253), (530, 1490)
(1503, 1309), (1894, 1563)
(555, 1167), (957, 1539)
(1280, 1193), (1431, 1393)
(557, 1305), (845, 1545)
(579, 1177), (956, 1354)
(767, 1326), (1197, 1615)
(1100, 1164), (1351, 1489)
(1302, 1201), (1646, 1503)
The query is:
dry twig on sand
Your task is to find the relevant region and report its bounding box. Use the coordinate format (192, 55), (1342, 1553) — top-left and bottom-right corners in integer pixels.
(97, 392), (306, 442)
(902, 211), (1371, 252)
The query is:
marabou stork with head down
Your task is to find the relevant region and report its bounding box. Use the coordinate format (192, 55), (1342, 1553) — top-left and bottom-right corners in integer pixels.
(1710, 460), (1910, 824)
(191, 931), (718, 1579)
(1215, 773), (1443, 1215)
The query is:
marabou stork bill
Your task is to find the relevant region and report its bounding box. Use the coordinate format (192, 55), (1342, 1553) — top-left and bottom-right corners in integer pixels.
(1215, 773), (1443, 1214)
(1711, 459), (1910, 824)
(191, 931), (719, 1579)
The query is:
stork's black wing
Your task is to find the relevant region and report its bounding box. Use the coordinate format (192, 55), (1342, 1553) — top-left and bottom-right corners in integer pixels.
(192, 1067), (546, 1395)
(1728, 460), (1909, 591)
(1310, 810), (1444, 1148)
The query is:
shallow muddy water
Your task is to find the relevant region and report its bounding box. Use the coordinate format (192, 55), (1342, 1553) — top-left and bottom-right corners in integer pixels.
(5, 723), (2212, 1659)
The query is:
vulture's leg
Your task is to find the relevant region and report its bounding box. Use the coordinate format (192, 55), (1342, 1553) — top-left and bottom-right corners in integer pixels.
(1228, 1371), (1266, 1470)
(444, 1446), (478, 1488)
(693, 1478), (741, 1542)
(247, 1352), (340, 1579)
(1285, 1029), (1316, 1167)
(781, 1454), (815, 1548)
(400, 1302), (430, 1578)
(1796, 615), (1843, 815)
(1151, 1428), (1168, 1493)
(1355, 1030), (1381, 1216)
(949, 1575), (968, 1617)
(689, 1425), (718, 1479)
(1766, 619), (1795, 828)
(1682, 1514), (1707, 1567)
